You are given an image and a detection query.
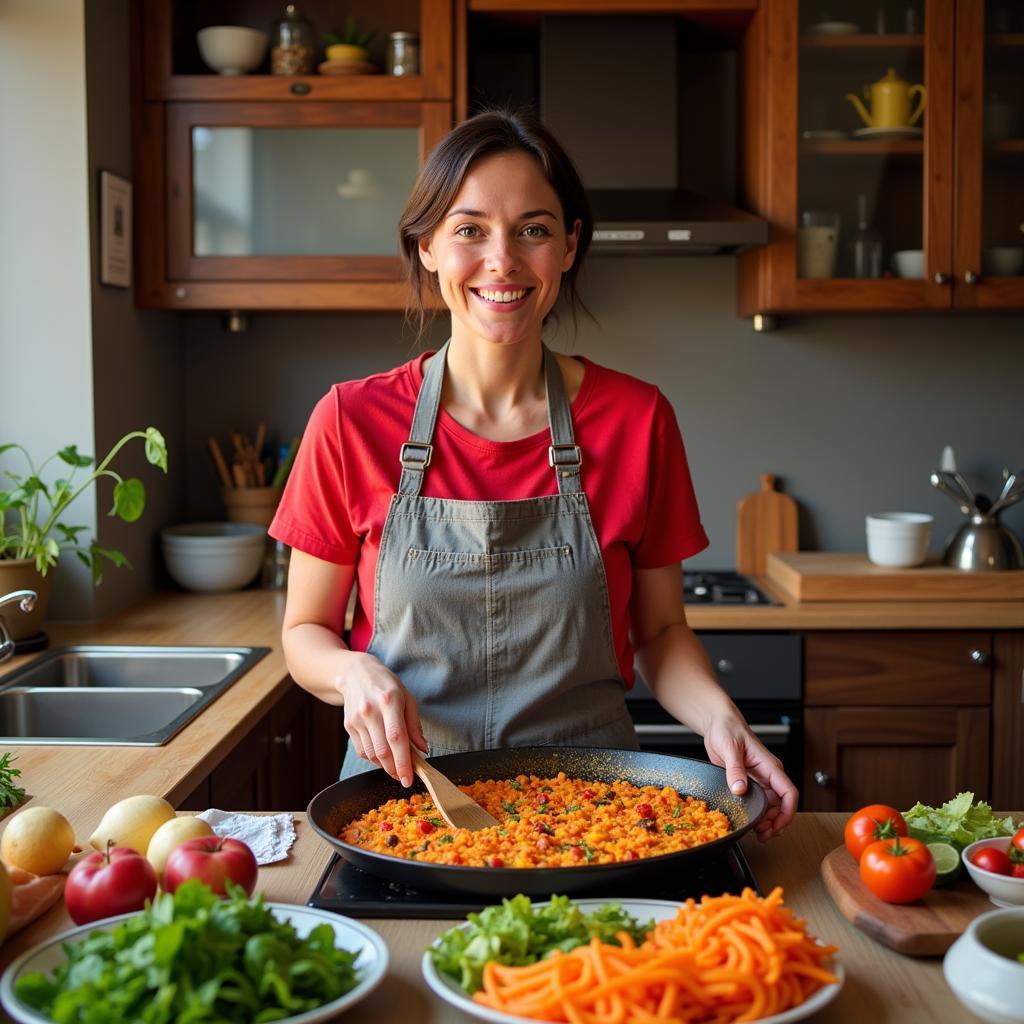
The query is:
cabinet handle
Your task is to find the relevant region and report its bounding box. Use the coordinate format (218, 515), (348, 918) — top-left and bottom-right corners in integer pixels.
(933, 272), (950, 285)
(964, 271), (979, 285)
(716, 658), (734, 675)
(274, 732), (293, 751)
(290, 82), (311, 96)
(969, 648), (989, 666)
(813, 771), (831, 787)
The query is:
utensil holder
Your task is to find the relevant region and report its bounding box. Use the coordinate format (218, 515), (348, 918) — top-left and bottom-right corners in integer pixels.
(942, 514), (1024, 571)
(222, 486), (283, 528)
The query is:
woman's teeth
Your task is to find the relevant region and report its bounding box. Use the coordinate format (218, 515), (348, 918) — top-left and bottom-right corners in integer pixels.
(476, 288), (527, 303)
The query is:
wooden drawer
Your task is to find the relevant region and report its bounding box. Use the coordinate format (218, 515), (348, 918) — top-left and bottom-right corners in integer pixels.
(805, 631), (992, 706)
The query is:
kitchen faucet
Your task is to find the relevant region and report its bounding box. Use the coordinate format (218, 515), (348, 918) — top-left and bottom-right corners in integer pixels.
(0, 590), (37, 664)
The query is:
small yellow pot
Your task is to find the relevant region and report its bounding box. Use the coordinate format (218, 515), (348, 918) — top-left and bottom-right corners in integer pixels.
(326, 43), (369, 63)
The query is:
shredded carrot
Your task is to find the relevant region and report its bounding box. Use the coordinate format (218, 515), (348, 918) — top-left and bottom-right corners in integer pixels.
(473, 888), (839, 1024)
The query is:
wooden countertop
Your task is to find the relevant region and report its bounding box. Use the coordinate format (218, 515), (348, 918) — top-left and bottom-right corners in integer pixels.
(0, 812), (996, 1022)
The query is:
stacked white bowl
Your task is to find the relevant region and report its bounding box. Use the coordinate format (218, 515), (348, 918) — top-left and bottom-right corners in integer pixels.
(161, 523), (266, 592)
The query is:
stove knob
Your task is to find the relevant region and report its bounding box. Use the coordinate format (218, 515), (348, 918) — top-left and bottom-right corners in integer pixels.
(715, 658), (734, 675)
(813, 771), (832, 788)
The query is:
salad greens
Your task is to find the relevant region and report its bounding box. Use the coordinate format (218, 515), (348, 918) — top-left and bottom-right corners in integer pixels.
(430, 894), (655, 995)
(14, 879), (359, 1023)
(904, 792), (1018, 848)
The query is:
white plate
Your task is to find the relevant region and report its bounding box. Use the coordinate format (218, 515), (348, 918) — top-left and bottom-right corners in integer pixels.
(806, 21), (861, 35)
(852, 126), (924, 139)
(422, 897), (845, 1024)
(0, 902), (389, 1024)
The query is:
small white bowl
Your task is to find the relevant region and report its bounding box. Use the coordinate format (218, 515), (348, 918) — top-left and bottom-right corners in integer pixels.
(943, 907), (1024, 1024)
(866, 512), (933, 568)
(197, 26), (269, 76)
(983, 247), (1024, 277)
(161, 522), (265, 592)
(891, 249), (924, 278)
(963, 838), (1024, 908)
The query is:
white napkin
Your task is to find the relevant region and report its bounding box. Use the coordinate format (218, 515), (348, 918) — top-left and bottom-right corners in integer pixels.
(196, 809), (297, 865)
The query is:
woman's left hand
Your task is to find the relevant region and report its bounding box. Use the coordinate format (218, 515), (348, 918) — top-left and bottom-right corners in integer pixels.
(703, 719), (798, 842)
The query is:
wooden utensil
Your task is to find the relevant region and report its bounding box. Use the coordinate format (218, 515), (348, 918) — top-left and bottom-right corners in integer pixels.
(736, 474), (798, 575)
(821, 844), (991, 955)
(410, 748), (499, 831)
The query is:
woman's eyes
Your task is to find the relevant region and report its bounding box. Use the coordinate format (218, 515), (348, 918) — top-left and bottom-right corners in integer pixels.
(453, 224), (551, 239)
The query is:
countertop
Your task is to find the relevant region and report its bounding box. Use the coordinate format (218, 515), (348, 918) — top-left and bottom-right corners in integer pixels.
(0, 812), (999, 1022)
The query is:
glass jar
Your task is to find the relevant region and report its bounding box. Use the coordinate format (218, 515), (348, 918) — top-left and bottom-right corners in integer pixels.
(386, 32), (419, 76)
(270, 4), (316, 75)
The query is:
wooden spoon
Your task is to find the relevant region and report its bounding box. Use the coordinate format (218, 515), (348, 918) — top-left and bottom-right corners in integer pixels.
(411, 748), (499, 831)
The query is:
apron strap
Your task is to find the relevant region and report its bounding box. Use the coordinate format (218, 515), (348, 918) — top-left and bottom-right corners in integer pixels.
(397, 339), (449, 497)
(544, 346), (582, 495)
(398, 340), (583, 496)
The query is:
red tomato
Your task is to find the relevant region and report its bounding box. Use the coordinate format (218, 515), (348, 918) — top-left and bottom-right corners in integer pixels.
(487, 856), (504, 868)
(163, 836), (258, 897)
(636, 804), (653, 819)
(1010, 827), (1024, 858)
(971, 846), (1013, 876)
(416, 820), (435, 835)
(859, 836), (936, 903)
(844, 804), (909, 861)
(1011, 863), (1024, 878)
(65, 844), (158, 925)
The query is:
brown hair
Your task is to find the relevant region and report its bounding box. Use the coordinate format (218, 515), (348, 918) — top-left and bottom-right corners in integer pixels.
(398, 108), (594, 343)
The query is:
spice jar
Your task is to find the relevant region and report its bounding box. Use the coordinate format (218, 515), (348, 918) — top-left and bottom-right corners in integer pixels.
(386, 32), (419, 76)
(270, 4), (316, 75)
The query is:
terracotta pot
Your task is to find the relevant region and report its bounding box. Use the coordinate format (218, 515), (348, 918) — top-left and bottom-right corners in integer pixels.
(0, 559), (52, 641)
(222, 486), (283, 528)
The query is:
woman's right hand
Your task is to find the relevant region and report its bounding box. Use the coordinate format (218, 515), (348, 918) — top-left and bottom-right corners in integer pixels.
(338, 652), (428, 787)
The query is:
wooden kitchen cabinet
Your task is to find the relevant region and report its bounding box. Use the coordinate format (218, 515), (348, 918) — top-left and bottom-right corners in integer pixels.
(738, 0), (1024, 317)
(179, 680), (342, 812)
(991, 630), (1024, 809)
(131, 0), (453, 311)
(802, 631), (993, 812)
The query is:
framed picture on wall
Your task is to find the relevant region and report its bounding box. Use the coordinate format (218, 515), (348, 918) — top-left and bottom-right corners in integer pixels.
(100, 170), (132, 288)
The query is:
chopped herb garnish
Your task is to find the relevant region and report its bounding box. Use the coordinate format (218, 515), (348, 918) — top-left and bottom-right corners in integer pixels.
(664, 824), (677, 835)
(563, 805), (582, 814)
(508, 779), (524, 791)
(500, 800), (521, 814)
(507, 814), (520, 823)
(672, 804), (682, 818)
(499, 829), (509, 836)
(437, 834), (454, 844)
(427, 817), (445, 828)
(580, 842), (596, 862)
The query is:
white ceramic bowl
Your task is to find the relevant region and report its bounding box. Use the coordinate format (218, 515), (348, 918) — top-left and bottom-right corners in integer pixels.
(983, 247), (1024, 277)
(963, 838), (1024, 908)
(865, 512), (933, 568)
(891, 249), (924, 278)
(161, 522), (265, 592)
(943, 907), (1024, 1024)
(197, 26), (269, 75)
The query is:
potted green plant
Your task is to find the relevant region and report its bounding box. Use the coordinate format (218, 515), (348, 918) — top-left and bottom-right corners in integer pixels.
(323, 16), (376, 64)
(0, 427), (168, 640)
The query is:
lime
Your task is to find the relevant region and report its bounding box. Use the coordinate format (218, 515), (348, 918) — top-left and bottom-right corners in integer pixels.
(927, 841), (962, 886)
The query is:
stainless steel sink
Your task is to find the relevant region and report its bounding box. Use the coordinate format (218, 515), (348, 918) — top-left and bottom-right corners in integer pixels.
(0, 645), (269, 745)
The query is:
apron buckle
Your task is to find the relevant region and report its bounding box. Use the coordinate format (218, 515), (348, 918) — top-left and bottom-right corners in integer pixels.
(400, 441), (433, 469)
(548, 443), (582, 468)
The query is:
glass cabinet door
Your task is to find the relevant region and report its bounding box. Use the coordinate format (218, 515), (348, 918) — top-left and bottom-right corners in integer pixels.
(165, 102), (449, 283)
(953, 0), (1024, 306)
(796, 0), (946, 295)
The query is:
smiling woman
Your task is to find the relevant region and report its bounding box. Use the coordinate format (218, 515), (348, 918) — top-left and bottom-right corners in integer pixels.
(270, 109), (799, 840)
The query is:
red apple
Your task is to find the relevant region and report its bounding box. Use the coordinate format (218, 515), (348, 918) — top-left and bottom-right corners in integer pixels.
(65, 843), (158, 925)
(163, 836), (258, 896)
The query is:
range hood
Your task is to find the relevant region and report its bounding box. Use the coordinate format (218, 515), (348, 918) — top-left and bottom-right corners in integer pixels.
(540, 16), (768, 255)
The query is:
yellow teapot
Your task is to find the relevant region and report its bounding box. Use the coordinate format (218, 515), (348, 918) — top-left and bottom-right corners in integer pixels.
(846, 68), (926, 129)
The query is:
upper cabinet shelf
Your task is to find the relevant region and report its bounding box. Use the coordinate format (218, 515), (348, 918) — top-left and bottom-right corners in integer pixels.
(141, 0), (452, 102)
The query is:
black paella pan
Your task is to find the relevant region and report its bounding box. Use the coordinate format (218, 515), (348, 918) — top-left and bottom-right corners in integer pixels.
(307, 747), (767, 897)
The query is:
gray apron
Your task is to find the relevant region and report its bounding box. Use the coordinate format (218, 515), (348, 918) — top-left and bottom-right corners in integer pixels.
(340, 340), (638, 778)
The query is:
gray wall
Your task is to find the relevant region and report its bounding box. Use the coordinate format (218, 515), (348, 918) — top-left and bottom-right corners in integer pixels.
(181, 256), (1024, 568)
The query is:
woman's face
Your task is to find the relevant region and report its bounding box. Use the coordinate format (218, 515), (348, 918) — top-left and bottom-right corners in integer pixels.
(418, 151), (580, 350)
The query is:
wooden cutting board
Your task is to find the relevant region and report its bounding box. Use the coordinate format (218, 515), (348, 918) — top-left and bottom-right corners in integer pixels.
(821, 844), (992, 955)
(767, 551), (1024, 601)
(736, 474), (798, 575)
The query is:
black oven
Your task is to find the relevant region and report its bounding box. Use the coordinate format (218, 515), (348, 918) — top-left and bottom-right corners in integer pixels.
(628, 631), (803, 800)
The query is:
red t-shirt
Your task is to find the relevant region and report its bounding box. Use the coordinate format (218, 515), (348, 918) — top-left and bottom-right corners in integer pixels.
(270, 352), (709, 685)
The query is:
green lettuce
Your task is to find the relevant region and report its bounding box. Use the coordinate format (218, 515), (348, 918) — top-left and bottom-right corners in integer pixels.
(904, 792), (1018, 847)
(429, 894), (655, 995)
(13, 879), (359, 1023)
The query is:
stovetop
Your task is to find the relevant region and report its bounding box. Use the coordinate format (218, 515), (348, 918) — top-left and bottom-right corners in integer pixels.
(683, 570), (776, 606)
(307, 845), (760, 918)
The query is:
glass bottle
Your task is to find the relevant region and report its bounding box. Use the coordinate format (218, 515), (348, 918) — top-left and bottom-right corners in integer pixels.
(386, 32), (419, 76)
(270, 4), (316, 75)
(847, 193), (884, 278)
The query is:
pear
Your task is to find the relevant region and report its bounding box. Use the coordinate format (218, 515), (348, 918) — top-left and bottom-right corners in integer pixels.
(89, 794), (176, 855)
(146, 815), (214, 881)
